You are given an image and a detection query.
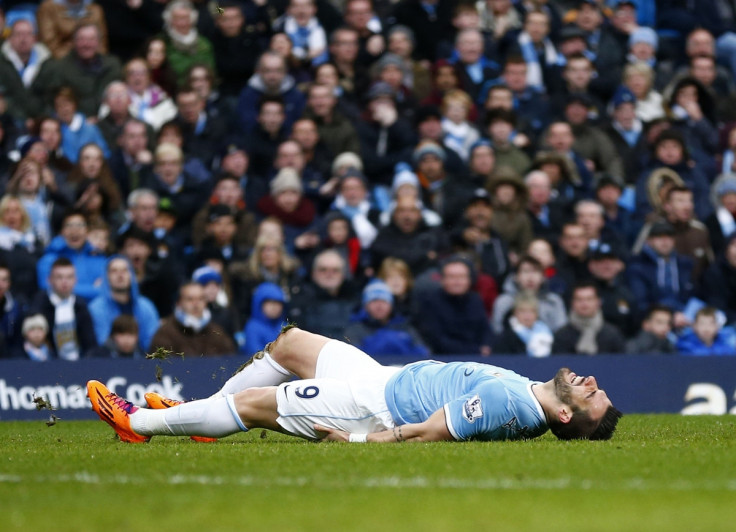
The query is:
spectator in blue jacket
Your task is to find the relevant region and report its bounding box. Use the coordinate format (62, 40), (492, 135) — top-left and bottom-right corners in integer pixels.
(627, 220), (695, 329)
(677, 307), (736, 355)
(88, 256), (160, 352)
(344, 279), (428, 357)
(36, 210), (107, 302)
(242, 282), (287, 357)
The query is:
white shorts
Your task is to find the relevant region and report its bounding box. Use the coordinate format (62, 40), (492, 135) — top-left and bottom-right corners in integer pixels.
(275, 340), (400, 440)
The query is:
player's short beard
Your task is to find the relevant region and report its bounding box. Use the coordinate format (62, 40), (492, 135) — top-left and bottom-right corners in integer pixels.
(553, 368), (574, 405)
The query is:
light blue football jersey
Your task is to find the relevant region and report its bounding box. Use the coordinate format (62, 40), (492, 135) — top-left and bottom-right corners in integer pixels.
(384, 360), (548, 441)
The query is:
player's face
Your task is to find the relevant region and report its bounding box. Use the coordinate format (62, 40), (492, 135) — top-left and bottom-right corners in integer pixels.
(554, 368), (611, 423)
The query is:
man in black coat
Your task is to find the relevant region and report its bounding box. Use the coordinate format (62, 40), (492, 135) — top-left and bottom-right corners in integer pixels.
(30, 258), (97, 359)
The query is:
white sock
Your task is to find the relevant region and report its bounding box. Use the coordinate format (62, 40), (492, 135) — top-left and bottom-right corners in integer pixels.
(130, 396), (247, 437)
(213, 352), (292, 397)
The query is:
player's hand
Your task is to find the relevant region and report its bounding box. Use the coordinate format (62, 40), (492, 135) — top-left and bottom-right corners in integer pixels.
(314, 424), (349, 442)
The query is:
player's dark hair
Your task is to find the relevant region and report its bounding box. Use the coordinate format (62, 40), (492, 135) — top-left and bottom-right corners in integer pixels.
(588, 405), (623, 440)
(550, 405), (623, 441)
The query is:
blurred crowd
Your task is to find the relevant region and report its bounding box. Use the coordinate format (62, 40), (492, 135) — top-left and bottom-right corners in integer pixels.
(1, 0), (736, 360)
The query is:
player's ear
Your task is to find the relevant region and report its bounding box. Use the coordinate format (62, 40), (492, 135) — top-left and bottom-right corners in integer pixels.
(557, 405), (572, 424)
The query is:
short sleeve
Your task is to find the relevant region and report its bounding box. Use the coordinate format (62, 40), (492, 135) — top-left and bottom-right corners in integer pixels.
(443, 380), (514, 441)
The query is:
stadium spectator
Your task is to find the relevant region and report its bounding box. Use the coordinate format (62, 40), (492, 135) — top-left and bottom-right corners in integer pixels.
(491, 254), (567, 336)
(602, 86), (648, 186)
(450, 188), (511, 282)
(375, 256), (416, 321)
(0, 261), (26, 356)
(525, 169), (569, 243)
(626, 305), (676, 354)
(37, 0), (109, 60)
(88, 256), (159, 351)
(142, 36), (178, 100)
(150, 281), (235, 357)
(41, 23), (121, 118)
(389, 0), (455, 63)
(195, 204), (250, 268)
(30, 257), (96, 359)
(633, 185), (713, 281)
(587, 239), (636, 336)
(451, 28), (500, 103)
(552, 281), (626, 355)
(142, 142), (209, 230)
(236, 50), (306, 135)
(0, 18), (51, 123)
(526, 237), (567, 296)
(287, 249), (361, 338)
(192, 265), (239, 345)
(171, 86), (227, 171)
(483, 108), (531, 176)
(122, 58), (178, 132)
(622, 61), (665, 123)
(191, 173), (257, 250)
(108, 119), (154, 200)
(36, 209), (106, 302)
(245, 97), (290, 178)
(52, 86), (110, 163)
(230, 233), (300, 321)
(555, 221), (591, 290)
(256, 167), (317, 245)
(210, 1), (262, 98)
(627, 220), (695, 328)
(440, 89), (479, 163)
(242, 281), (288, 356)
(0, 195), (41, 300)
(344, 279), (428, 357)
(511, 9), (563, 95)
(700, 233), (736, 325)
(704, 173), (736, 257)
(413, 255), (492, 356)
(386, 25), (432, 102)
(303, 82), (361, 160)
(160, 0), (215, 89)
(370, 194), (448, 276)
(676, 307), (736, 356)
(488, 167), (533, 261)
(87, 314), (144, 358)
(493, 292), (554, 357)
(16, 313), (51, 360)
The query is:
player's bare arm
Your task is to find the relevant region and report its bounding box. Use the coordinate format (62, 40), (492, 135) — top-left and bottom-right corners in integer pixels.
(315, 408), (454, 443)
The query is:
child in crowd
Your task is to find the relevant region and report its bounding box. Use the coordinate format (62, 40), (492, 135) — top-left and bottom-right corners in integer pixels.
(441, 89), (480, 162)
(19, 314), (51, 361)
(626, 305), (676, 354)
(88, 315), (144, 359)
(242, 282), (287, 356)
(676, 307), (736, 356)
(493, 293), (553, 357)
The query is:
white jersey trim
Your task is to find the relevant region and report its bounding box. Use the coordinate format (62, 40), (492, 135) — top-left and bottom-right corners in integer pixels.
(444, 404), (461, 440)
(527, 382), (546, 422)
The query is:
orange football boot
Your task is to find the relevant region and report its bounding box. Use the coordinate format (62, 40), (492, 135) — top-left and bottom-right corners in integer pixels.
(87, 380), (150, 443)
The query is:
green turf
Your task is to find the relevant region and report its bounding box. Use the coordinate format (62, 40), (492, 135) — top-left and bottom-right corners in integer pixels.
(1, 415), (735, 531)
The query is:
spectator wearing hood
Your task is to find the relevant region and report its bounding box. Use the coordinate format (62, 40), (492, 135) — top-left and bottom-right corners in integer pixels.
(36, 209), (107, 302)
(242, 281), (287, 356)
(635, 129), (712, 221)
(344, 279), (428, 357)
(88, 256), (160, 351)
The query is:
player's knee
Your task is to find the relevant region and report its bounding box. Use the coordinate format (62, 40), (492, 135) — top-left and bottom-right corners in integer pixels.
(270, 326), (305, 363)
(234, 387), (277, 428)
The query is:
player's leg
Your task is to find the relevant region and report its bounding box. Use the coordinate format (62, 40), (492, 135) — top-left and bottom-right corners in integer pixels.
(212, 326), (331, 397)
(88, 379), (280, 442)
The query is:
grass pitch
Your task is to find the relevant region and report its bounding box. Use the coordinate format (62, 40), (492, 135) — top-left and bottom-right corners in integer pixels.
(1, 415), (735, 532)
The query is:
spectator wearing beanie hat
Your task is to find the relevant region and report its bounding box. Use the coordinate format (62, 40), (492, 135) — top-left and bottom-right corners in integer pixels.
(17, 314), (51, 361)
(256, 167), (316, 246)
(603, 85), (648, 185)
(192, 264), (240, 345)
(344, 279), (429, 356)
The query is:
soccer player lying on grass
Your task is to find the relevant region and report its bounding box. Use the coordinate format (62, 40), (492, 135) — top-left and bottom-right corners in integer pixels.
(87, 326), (622, 443)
